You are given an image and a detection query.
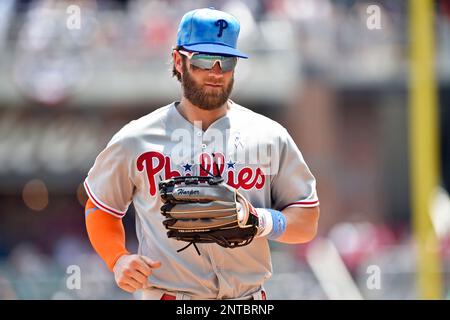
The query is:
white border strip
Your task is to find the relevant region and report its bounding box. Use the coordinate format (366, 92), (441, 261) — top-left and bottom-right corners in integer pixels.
(84, 180), (126, 218)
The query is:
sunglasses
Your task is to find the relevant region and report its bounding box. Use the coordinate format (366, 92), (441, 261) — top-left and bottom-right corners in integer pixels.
(178, 50), (238, 72)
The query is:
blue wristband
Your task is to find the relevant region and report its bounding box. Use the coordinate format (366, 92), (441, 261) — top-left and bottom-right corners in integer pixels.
(267, 209), (287, 240)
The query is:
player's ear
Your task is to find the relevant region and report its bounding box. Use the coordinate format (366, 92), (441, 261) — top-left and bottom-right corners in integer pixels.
(173, 50), (184, 75)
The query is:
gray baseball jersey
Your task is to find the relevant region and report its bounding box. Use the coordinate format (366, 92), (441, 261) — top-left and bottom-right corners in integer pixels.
(84, 100), (319, 299)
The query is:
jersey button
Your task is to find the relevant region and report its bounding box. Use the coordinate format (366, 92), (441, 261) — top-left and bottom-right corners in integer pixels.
(201, 144), (207, 149)
(197, 132), (202, 137)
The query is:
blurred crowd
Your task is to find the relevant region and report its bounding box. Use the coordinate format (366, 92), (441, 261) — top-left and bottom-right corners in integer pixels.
(2, 220), (450, 299)
(0, 0), (449, 105)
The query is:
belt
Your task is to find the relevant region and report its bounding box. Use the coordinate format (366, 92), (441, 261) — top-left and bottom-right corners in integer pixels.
(160, 290), (267, 300)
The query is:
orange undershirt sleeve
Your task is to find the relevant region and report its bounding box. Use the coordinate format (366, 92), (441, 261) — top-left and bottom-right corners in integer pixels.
(85, 198), (130, 271)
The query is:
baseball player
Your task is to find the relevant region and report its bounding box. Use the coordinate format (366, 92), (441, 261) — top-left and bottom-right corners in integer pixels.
(84, 8), (320, 300)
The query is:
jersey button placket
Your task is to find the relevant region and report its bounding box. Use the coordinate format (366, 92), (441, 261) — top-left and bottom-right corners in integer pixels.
(200, 131), (207, 151)
(205, 244), (224, 298)
(194, 130), (204, 155)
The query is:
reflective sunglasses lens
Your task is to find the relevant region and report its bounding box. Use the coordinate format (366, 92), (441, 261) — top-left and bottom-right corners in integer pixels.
(220, 58), (238, 71)
(190, 55), (237, 72)
(189, 59), (215, 70)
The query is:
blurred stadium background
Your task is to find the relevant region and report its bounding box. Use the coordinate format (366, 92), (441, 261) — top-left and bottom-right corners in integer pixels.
(0, 0), (450, 300)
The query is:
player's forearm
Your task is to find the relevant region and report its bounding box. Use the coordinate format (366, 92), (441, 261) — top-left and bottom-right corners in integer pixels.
(85, 198), (130, 271)
(276, 206), (320, 244)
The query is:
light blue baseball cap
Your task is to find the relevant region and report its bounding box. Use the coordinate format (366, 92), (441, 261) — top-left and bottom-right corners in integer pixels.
(176, 8), (248, 59)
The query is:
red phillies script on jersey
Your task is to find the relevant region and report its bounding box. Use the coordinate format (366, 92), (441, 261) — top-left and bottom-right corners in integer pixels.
(136, 151), (266, 196)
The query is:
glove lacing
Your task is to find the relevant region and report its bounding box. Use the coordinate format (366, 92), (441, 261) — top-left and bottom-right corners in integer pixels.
(176, 233), (256, 255)
(177, 242), (201, 255)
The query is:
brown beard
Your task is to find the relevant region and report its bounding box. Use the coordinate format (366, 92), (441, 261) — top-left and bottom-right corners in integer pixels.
(181, 61), (234, 110)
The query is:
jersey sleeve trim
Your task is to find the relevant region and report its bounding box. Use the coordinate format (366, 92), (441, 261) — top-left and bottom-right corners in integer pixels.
(281, 200), (320, 210)
(84, 180), (126, 218)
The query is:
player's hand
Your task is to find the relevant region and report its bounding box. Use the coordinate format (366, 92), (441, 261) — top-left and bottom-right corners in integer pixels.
(112, 254), (162, 293)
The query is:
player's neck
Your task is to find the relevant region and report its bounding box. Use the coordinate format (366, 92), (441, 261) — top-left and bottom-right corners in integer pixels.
(177, 97), (229, 131)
